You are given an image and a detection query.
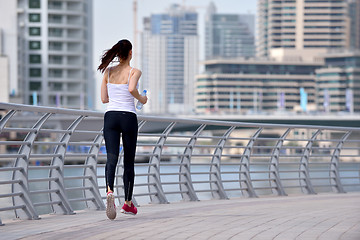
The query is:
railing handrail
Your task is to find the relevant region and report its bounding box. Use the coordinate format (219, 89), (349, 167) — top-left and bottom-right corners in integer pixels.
(1, 102), (360, 132)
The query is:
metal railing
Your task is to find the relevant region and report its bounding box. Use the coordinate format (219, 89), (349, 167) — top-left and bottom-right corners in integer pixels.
(0, 102), (359, 225)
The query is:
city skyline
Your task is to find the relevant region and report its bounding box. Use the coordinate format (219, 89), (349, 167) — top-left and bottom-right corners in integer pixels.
(0, 0), (358, 115)
(93, 0), (257, 110)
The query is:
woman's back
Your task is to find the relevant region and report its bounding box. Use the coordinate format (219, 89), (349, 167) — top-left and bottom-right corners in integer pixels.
(108, 66), (132, 84)
(106, 66), (138, 114)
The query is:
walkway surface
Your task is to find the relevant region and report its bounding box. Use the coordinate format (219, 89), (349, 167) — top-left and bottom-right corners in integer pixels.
(2, 193), (360, 240)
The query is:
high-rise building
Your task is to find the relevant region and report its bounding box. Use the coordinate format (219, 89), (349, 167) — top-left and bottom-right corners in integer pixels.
(0, 0), (94, 109)
(0, 29), (9, 103)
(257, 0), (350, 61)
(0, 56), (9, 103)
(315, 51), (360, 113)
(141, 4), (198, 114)
(205, 2), (255, 59)
(349, 0), (360, 50)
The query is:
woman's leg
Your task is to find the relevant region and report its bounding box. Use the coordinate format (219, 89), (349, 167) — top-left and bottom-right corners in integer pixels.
(120, 113), (138, 202)
(104, 112), (121, 193)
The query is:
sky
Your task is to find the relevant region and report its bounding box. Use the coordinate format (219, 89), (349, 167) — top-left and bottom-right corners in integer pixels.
(93, 0), (257, 109)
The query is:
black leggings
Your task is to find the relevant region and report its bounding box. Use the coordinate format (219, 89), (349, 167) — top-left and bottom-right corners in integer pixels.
(103, 111), (138, 201)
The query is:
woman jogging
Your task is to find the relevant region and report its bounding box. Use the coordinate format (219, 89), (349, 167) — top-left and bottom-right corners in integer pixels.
(98, 39), (147, 220)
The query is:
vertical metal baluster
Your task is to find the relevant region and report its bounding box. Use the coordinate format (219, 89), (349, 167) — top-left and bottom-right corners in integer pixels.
(147, 122), (176, 204)
(83, 129), (106, 210)
(269, 128), (291, 196)
(299, 129), (320, 194)
(210, 126), (235, 199)
(0, 110), (17, 132)
(49, 116), (85, 214)
(12, 112), (52, 220)
(1, 109), (18, 224)
(179, 124), (206, 201)
(330, 131), (352, 193)
(239, 128), (263, 198)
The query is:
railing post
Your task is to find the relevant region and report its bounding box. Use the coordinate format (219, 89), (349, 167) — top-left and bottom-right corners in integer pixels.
(83, 131), (106, 210)
(269, 128), (290, 196)
(12, 112), (52, 220)
(239, 128), (263, 198)
(210, 126), (235, 199)
(0, 110), (17, 131)
(147, 122), (175, 204)
(299, 129), (320, 194)
(330, 131), (351, 193)
(49, 116), (85, 215)
(115, 120), (146, 207)
(179, 124), (206, 201)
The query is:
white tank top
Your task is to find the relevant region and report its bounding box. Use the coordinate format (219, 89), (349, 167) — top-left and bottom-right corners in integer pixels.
(106, 67), (138, 114)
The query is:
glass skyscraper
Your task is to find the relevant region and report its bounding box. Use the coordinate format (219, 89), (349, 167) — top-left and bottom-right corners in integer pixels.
(205, 2), (255, 59)
(141, 4), (198, 114)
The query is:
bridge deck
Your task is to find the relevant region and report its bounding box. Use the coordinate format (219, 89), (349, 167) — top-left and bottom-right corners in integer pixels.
(2, 193), (360, 240)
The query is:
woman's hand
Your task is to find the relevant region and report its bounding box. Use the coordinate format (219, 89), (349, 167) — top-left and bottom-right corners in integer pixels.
(139, 95), (148, 105)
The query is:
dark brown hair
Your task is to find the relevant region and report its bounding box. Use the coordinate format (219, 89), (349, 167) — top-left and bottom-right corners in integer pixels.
(97, 39), (132, 73)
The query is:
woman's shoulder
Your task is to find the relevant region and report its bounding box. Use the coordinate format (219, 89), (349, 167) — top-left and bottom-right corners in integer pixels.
(104, 66), (112, 76)
(131, 67), (141, 73)
(130, 67), (142, 76)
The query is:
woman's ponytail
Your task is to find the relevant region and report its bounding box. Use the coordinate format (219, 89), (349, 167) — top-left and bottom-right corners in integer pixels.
(97, 40), (132, 73)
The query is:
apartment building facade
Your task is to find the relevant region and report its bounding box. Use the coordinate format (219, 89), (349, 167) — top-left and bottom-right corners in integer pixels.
(257, 0), (350, 61)
(195, 59), (323, 114)
(0, 0), (94, 109)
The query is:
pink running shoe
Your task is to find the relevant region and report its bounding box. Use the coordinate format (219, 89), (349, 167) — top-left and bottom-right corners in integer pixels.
(106, 192), (116, 220)
(120, 202), (137, 215)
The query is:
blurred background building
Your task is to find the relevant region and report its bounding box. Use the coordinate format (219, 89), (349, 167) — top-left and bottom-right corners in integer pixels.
(141, 4), (198, 114)
(195, 59), (322, 114)
(0, 29), (9, 103)
(349, 0), (360, 50)
(316, 51), (360, 113)
(257, 0), (350, 62)
(205, 2), (255, 59)
(195, 0), (360, 115)
(0, 0), (94, 109)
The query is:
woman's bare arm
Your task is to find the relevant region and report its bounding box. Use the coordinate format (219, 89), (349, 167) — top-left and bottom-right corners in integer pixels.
(101, 69), (109, 103)
(128, 69), (147, 104)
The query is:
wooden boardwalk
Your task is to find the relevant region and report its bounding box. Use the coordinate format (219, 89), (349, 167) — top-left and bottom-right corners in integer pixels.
(2, 193), (360, 240)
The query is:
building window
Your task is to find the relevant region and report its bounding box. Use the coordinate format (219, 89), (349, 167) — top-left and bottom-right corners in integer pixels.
(49, 69), (63, 78)
(48, 1), (62, 9)
(49, 55), (62, 64)
(29, 27), (41, 36)
(48, 28), (63, 37)
(29, 41), (41, 50)
(29, 0), (40, 8)
(29, 68), (42, 77)
(29, 13), (41, 22)
(29, 81), (42, 91)
(49, 82), (63, 91)
(48, 15), (62, 23)
(49, 42), (62, 50)
(29, 54), (41, 63)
